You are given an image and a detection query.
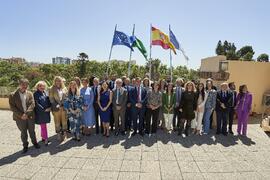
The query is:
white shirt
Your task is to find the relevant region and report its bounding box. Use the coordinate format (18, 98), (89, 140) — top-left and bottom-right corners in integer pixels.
(19, 91), (27, 112)
(57, 88), (63, 101)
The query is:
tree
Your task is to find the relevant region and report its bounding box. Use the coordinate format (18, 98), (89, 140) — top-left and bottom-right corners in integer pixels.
(77, 52), (89, 78)
(215, 40), (239, 60)
(236, 46), (255, 61)
(257, 53), (269, 62)
(215, 40), (225, 55)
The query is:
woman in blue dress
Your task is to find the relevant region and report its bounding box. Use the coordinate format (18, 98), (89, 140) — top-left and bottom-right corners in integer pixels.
(80, 78), (95, 135)
(64, 81), (83, 141)
(98, 81), (113, 137)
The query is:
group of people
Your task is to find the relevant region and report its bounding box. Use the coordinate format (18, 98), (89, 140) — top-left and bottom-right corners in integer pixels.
(9, 75), (252, 153)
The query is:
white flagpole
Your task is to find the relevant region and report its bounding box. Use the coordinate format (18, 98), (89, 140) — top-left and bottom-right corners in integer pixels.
(107, 24), (117, 76)
(149, 24), (152, 80)
(128, 24), (135, 78)
(169, 24), (173, 82)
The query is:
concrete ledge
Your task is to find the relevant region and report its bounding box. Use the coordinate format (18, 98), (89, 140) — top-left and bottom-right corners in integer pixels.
(0, 98), (10, 110)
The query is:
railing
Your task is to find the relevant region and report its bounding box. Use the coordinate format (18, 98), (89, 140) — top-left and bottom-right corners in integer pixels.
(199, 71), (230, 81)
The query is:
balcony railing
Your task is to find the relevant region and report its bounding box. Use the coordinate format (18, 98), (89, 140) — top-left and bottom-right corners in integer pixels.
(199, 71), (230, 81)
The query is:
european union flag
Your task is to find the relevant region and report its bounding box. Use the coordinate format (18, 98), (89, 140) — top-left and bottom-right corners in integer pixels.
(169, 29), (180, 50)
(112, 30), (134, 51)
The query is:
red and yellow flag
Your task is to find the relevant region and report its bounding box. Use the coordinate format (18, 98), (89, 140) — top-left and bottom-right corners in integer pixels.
(151, 26), (176, 54)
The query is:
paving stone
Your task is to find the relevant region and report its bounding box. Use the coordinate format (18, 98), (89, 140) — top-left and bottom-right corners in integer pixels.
(100, 159), (122, 171)
(74, 169), (98, 180)
(118, 172), (140, 180)
(63, 157), (87, 169)
(141, 161), (160, 173)
(52, 168), (79, 180)
(121, 160), (141, 172)
(96, 171), (119, 180)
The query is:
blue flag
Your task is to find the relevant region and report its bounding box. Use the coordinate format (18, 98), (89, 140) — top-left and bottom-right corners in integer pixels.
(112, 30), (134, 51)
(169, 29), (180, 50)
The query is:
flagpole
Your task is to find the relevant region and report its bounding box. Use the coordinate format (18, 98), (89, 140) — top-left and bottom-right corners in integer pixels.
(128, 24), (135, 78)
(169, 24), (173, 82)
(149, 24), (152, 80)
(107, 24), (117, 76)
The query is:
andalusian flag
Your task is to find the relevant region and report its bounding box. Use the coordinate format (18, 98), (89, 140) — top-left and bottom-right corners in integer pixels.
(151, 26), (176, 54)
(131, 36), (148, 59)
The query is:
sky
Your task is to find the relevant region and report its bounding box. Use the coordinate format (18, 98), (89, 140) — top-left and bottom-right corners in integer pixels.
(0, 0), (270, 69)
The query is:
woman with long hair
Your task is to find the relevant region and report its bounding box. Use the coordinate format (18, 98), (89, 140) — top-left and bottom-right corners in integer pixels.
(98, 81), (113, 137)
(49, 76), (68, 141)
(158, 79), (167, 129)
(64, 81), (83, 141)
(143, 78), (151, 92)
(145, 81), (162, 135)
(80, 78), (96, 135)
(235, 85), (252, 136)
(194, 83), (207, 135)
(162, 83), (176, 132)
(178, 81), (198, 137)
(34, 81), (51, 145)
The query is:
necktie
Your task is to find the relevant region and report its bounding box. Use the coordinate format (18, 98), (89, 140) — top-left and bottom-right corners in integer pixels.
(137, 87), (140, 102)
(116, 88), (120, 104)
(176, 87), (179, 102)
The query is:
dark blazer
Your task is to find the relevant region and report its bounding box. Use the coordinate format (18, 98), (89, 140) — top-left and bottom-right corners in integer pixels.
(216, 90), (232, 112)
(124, 85), (132, 103)
(129, 86), (147, 107)
(34, 90), (51, 124)
(91, 85), (99, 104)
(229, 90), (237, 108)
(9, 89), (35, 121)
(109, 80), (115, 90)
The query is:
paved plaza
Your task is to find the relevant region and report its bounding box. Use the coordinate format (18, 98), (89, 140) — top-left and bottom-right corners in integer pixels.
(0, 110), (269, 180)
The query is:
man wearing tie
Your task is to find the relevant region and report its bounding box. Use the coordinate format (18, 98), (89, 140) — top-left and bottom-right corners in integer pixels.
(109, 74), (116, 130)
(112, 79), (128, 136)
(216, 83), (232, 136)
(124, 78), (132, 131)
(173, 78), (184, 131)
(130, 77), (147, 136)
(92, 78), (103, 134)
(228, 82), (237, 134)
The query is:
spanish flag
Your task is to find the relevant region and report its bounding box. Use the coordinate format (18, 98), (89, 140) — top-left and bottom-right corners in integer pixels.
(151, 26), (176, 54)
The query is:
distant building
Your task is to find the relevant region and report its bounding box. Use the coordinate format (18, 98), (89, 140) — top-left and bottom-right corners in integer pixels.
(0, 57), (26, 64)
(199, 55), (270, 114)
(52, 57), (71, 65)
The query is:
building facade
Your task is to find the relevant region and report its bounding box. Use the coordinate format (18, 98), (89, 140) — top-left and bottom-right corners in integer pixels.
(199, 55), (270, 114)
(52, 57), (71, 65)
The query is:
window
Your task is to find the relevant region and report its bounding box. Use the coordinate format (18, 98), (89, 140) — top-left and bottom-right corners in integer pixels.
(220, 61), (228, 71)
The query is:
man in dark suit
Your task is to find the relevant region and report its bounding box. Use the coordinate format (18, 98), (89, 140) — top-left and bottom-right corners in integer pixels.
(124, 78), (132, 131)
(9, 78), (40, 153)
(112, 79), (128, 136)
(130, 77), (147, 136)
(108, 74), (117, 130)
(216, 83), (232, 136)
(173, 78), (184, 131)
(91, 77), (103, 134)
(228, 82), (237, 134)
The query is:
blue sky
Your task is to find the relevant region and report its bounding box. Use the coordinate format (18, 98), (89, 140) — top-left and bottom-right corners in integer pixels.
(0, 0), (269, 69)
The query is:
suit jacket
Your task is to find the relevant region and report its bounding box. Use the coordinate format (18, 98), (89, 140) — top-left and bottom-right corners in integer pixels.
(124, 85), (131, 103)
(229, 90), (237, 108)
(49, 86), (67, 112)
(174, 86), (184, 107)
(9, 89), (35, 121)
(91, 85), (99, 104)
(216, 90), (232, 112)
(112, 87), (128, 109)
(129, 86), (147, 107)
(109, 80), (115, 90)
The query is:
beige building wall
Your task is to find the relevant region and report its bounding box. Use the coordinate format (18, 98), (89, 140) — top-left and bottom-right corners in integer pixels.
(200, 56), (270, 114)
(200, 55), (226, 72)
(227, 61), (270, 113)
